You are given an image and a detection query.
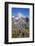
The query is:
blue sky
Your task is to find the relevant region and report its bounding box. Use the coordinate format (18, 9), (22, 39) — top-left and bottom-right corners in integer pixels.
(12, 8), (29, 17)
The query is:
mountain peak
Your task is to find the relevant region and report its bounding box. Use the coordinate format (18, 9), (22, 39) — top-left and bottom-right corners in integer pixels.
(17, 12), (23, 18)
(12, 12), (26, 20)
(15, 12), (23, 20)
(17, 12), (26, 18)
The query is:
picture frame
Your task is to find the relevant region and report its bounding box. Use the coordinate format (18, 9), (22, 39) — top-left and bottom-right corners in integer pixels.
(5, 2), (34, 44)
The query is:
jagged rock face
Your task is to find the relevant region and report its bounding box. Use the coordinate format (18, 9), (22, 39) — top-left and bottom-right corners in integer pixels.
(12, 12), (29, 31)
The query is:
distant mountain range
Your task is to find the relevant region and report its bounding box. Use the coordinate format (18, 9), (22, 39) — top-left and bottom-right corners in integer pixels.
(12, 12), (29, 31)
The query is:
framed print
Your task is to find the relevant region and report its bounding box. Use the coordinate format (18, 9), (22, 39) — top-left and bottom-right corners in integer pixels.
(5, 2), (34, 44)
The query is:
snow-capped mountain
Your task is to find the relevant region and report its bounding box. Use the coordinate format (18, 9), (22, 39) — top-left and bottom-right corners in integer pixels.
(15, 12), (26, 20)
(12, 12), (29, 31)
(12, 12), (25, 23)
(12, 12), (28, 20)
(12, 12), (29, 23)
